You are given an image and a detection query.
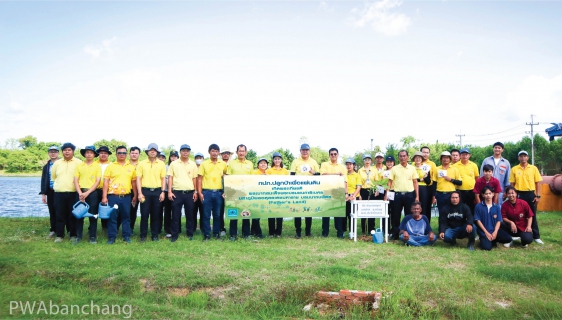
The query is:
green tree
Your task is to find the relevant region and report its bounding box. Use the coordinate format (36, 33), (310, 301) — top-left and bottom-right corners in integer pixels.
(6, 150), (42, 173)
(310, 147), (328, 164)
(18, 135), (38, 150)
(246, 149), (258, 168)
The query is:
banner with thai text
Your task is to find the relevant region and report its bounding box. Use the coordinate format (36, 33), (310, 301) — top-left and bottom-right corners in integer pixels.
(224, 175), (346, 219)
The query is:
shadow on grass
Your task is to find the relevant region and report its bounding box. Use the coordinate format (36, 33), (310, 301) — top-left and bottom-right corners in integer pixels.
(476, 264), (562, 292)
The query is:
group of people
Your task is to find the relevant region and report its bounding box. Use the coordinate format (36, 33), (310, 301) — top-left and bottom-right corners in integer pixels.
(39, 141), (545, 250)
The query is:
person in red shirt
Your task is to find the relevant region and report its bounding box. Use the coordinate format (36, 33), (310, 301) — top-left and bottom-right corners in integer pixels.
(473, 164), (502, 204)
(501, 186), (534, 248)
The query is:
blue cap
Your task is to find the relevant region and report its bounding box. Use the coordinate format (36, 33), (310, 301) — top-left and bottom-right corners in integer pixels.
(158, 152), (166, 158)
(48, 145), (59, 152)
(345, 158), (356, 164)
(61, 142), (76, 151)
(257, 157), (269, 164)
(385, 156), (395, 162)
(194, 152), (204, 158)
(169, 151), (179, 158)
(300, 144), (310, 150)
(460, 148), (470, 154)
(180, 144), (191, 151)
(362, 154), (372, 160)
(272, 152), (282, 158)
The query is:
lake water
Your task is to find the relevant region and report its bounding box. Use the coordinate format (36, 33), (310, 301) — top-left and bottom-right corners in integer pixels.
(0, 177), (50, 218)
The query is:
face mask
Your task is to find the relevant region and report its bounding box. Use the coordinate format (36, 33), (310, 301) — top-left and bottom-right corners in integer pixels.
(195, 159), (203, 165)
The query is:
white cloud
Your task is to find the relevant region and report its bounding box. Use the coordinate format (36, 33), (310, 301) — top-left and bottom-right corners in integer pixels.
(318, 1), (335, 13)
(353, 0), (412, 36)
(503, 74), (562, 122)
(83, 36), (117, 59)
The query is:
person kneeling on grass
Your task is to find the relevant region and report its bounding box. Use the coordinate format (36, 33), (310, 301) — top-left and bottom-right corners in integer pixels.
(500, 186), (534, 248)
(438, 191), (476, 251)
(399, 201), (436, 247)
(474, 186), (512, 251)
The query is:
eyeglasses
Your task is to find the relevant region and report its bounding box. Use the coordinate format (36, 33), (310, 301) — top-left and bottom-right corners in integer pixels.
(330, 153), (338, 156)
(116, 152), (127, 155)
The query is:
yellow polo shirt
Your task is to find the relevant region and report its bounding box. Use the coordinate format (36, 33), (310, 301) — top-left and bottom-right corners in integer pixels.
(136, 159), (166, 188)
(95, 160), (111, 189)
(168, 159), (198, 190)
(414, 166), (428, 187)
(266, 167), (289, 175)
(510, 164), (542, 191)
(346, 171), (362, 194)
(453, 160), (479, 191)
(104, 162), (137, 195)
(290, 157), (320, 176)
(435, 165), (461, 192)
(422, 160), (438, 184)
(226, 159), (254, 175)
(358, 166), (379, 188)
(389, 164), (418, 192)
(320, 161), (348, 183)
(198, 159), (228, 190)
(252, 169), (267, 175)
(74, 161), (102, 189)
(52, 157), (83, 192)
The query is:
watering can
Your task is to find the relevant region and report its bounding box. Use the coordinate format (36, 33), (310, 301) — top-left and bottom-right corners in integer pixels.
(98, 203), (118, 219)
(72, 201), (98, 219)
(371, 228), (384, 244)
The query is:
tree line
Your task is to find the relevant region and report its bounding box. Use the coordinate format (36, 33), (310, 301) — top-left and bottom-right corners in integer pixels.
(1, 135), (560, 175)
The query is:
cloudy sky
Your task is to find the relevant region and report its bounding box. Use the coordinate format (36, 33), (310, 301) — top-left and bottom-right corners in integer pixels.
(1, 1), (561, 156)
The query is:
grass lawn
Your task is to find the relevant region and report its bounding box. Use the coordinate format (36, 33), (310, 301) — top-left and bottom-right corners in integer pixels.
(1, 212), (561, 319)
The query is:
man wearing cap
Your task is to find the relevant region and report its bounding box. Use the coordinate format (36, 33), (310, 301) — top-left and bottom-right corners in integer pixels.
(218, 147), (232, 237)
(226, 144), (255, 240)
(480, 142), (511, 203)
(198, 144), (228, 241)
(433, 152), (462, 217)
(387, 150), (419, 240)
(127, 146), (141, 233)
(157, 152), (166, 163)
(193, 152), (205, 232)
(95, 146), (112, 232)
(73, 146), (102, 244)
(136, 143), (167, 242)
(510, 150), (544, 244)
(453, 148), (479, 214)
(320, 148), (347, 237)
(290, 143), (320, 238)
(167, 144), (198, 242)
(40, 146), (60, 238)
(102, 146), (138, 244)
(51, 143), (82, 243)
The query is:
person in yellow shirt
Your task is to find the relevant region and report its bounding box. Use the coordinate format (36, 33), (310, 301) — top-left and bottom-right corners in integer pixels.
(420, 146), (438, 220)
(453, 148), (479, 214)
(226, 144), (256, 240)
(167, 144), (198, 242)
(388, 150), (419, 240)
(218, 146), (232, 236)
(265, 152), (289, 237)
(192, 152), (205, 233)
(412, 151), (432, 223)
(136, 143), (167, 242)
(197, 144), (228, 241)
(95, 146), (112, 232)
(510, 150), (544, 244)
(344, 158), (362, 239)
(253, 158), (268, 175)
(126, 146), (141, 235)
(320, 148), (347, 237)
(357, 154), (378, 237)
(73, 146), (102, 244)
(51, 142), (82, 243)
(102, 146), (138, 244)
(290, 143), (320, 238)
(433, 151), (462, 231)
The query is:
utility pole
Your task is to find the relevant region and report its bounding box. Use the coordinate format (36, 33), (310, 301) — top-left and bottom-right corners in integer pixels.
(370, 139), (373, 151)
(455, 131), (465, 148)
(526, 114), (538, 165)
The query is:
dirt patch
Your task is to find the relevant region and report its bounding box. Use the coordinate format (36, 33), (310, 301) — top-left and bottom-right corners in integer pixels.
(168, 287), (190, 297)
(494, 300), (511, 309)
(139, 278), (154, 292)
(201, 285), (237, 300)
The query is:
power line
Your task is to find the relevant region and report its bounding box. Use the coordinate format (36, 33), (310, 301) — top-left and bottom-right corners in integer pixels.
(464, 124), (526, 137)
(462, 132), (527, 144)
(526, 114), (538, 165)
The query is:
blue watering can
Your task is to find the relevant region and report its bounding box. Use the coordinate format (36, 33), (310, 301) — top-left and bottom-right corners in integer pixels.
(72, 201), (98, 219)
(98, 203), (117, 219)
(371, 228), (384, 244)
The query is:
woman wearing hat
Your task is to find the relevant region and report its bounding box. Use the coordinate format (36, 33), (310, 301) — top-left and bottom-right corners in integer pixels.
(161, 151), (179, 238)
(265, 152), (289, 237)
(412, 151), (433, 223)
(343, 158), (362, 239)
(357, 154), (378, 237)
